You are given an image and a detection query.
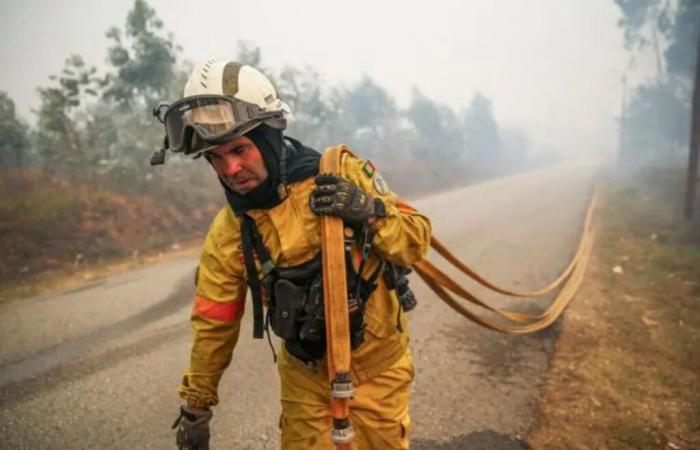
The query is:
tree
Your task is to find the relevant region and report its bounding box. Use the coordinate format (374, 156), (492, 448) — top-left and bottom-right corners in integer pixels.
(615, 0), (691, 165)
(85, 0), (186, 180)
(614, 0), (700, 218)
(236, 41), (262, 67)
(0, 92), (30, 169)
(623, 79), (689, 164)
(277, 65), (335, 149)
(664, 0), (700, 79)
(330, 76), (400, 158)
(406, 88), (465, 162)
(463, 93), (501, 167)
(34, 54), (102, 171)
(615, 0), (699, 82)
(103, 0), (180, 108)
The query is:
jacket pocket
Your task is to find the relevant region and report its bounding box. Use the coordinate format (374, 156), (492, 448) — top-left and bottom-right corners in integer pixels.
(363, 305), (395, 339)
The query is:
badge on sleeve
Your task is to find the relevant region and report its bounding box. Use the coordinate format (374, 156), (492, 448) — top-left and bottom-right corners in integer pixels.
(362, 160), (376, 178)
(373, 172), (389, 195)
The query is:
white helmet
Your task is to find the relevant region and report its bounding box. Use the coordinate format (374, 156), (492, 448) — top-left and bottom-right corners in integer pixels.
(152, 58), (290, 160)
(183, 58), (290, 116)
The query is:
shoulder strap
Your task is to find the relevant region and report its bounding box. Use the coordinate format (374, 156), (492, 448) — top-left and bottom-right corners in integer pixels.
(240, 215), (275, 339)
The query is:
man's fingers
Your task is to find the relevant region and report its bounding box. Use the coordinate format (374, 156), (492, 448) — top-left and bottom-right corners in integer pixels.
(309, 195), (334, 212)
(309, 198), (334, 214)
(314, 173), (341, 185)
(312, 196), (334, 206)
(314, 184), (337, 193)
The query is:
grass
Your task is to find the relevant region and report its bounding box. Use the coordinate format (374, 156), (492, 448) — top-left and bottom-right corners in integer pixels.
(528, 168), (700, 450)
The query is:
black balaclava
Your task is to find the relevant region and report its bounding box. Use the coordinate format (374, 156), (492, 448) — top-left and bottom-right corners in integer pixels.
(221, 124), (322, 215)
(221, 125), (284, 214)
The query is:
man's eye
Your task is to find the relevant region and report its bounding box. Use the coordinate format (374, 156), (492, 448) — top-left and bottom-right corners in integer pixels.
(230, 146), (247, 155)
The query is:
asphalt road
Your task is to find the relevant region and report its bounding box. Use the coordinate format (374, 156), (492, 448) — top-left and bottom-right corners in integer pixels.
(0, 165), (594, 450)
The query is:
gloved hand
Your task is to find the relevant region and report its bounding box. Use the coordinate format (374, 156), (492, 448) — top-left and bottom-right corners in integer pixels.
(172, 405), (213, 450)
(310, 174), (381, 224)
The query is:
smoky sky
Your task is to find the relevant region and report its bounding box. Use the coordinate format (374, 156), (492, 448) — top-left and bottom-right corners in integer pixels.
(0, 0), (655, 161)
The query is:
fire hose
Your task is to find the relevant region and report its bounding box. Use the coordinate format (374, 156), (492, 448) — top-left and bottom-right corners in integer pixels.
(320, 145), (596, 447)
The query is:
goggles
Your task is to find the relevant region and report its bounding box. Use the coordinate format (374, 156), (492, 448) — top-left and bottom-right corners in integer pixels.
(153, 95), (287, 155)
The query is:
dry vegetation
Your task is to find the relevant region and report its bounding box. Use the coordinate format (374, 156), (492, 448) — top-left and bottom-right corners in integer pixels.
(0, 167), (221, 299)
(528, 170), (700, 450)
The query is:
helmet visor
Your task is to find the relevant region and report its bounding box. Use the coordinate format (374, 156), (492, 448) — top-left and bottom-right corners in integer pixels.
(163, 95), (280, 154)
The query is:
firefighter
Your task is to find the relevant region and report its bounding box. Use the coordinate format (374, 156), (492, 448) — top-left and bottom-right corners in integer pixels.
(154, 58), (431, 450)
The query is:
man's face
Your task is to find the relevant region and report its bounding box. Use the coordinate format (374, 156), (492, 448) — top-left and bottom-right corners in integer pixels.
(205, 135), (269, 194)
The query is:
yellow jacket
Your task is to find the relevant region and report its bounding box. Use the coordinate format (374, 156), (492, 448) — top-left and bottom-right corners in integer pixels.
(178, 151), (431, 409)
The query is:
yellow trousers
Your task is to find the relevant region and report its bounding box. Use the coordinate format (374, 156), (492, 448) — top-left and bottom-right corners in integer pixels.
(278, 347), (414, 450)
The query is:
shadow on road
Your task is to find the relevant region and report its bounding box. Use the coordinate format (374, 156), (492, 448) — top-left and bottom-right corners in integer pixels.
(413, 430), (529, 450)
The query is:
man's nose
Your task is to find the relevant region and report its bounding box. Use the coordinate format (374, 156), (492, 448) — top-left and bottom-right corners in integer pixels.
(220, 155), (243, 176)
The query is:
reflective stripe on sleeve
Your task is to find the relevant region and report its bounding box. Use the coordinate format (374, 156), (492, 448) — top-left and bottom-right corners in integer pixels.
(194, 295), (244, 322)
(395, 197), (416, 213)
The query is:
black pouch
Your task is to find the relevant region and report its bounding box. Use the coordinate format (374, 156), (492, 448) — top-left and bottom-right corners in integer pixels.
(267, 256), (322, 355)
(271, 279), (305, 340)
(267, 252), (380, 364)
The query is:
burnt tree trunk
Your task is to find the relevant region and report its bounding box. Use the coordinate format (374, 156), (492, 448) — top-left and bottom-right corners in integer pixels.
(685, 33), (700, 220)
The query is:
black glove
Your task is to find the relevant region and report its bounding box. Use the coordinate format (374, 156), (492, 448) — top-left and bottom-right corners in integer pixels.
(172, 406), (213, 450)
(310, 174), (381, 224)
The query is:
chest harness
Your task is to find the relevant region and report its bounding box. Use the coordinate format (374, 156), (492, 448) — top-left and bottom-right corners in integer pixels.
(239, 212), (416, 365)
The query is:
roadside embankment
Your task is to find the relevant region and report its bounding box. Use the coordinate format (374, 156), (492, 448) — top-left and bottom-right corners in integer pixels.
(0, 168), (219, 300)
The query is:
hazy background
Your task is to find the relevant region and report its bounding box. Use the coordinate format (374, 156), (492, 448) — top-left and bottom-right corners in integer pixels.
(0, 0), (696, 289)
(1, 0), (655, 162)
